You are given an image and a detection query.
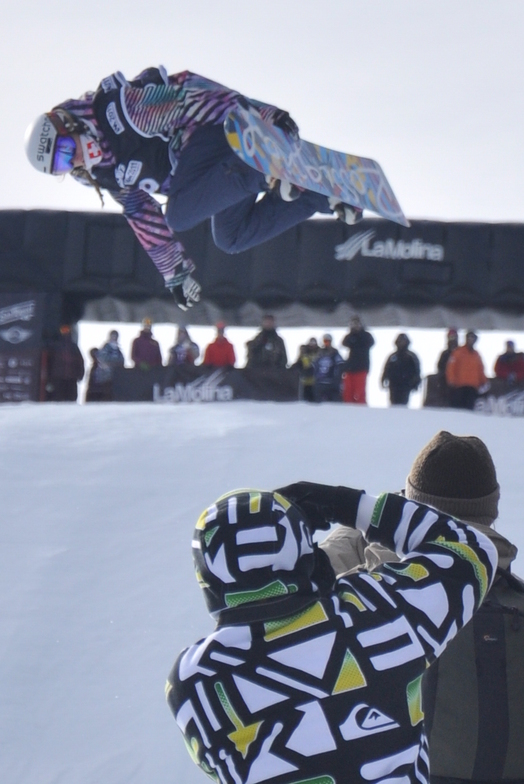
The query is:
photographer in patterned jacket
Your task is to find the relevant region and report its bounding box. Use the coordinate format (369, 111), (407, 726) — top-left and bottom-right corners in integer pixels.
(166, 482), (497, 784)
(25, 68), (356, 310)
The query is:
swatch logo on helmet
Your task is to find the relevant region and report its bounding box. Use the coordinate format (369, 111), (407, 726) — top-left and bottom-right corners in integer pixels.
(335, 230), (445, 262)
(37, 117), (54, 161)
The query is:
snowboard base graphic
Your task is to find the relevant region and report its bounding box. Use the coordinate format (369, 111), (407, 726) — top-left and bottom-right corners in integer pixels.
(224, 107), (409, 227)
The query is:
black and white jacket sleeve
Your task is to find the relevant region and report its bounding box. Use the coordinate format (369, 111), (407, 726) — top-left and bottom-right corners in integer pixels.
(339, 492), (498, 664)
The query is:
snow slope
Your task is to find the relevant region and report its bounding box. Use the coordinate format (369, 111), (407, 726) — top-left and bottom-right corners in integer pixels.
(1, 402), (523, 784)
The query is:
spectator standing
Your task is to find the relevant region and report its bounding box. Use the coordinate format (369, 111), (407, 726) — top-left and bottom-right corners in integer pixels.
(292, 337), (319, 402)
(319, 431), (524, 784)
(45, 325), (85, 402)
(246, 314), (287, 369)
(341, 315), (375, 404)
(436, 328), (459, 404)
(85, 348), (113, 402)
(381, 332), (421, 406)
(446, 330), (486, 410)
(131, 318), (163, 370)
(168, 326), (200, 366)
(494, 340), (524, 384)
(313, 333), (344, 402)
(202, 322), (236, 369)
(96, 330), (125, 401)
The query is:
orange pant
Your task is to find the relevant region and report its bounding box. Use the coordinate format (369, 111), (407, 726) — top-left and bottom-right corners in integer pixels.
(342, 371), (368, 404)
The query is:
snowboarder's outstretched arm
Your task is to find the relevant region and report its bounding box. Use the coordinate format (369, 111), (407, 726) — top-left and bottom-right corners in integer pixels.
(108, 188), (201, 309)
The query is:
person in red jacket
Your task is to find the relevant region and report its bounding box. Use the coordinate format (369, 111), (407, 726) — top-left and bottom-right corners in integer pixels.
(202, 322), (236, 369)
(494, 340), (524, 384)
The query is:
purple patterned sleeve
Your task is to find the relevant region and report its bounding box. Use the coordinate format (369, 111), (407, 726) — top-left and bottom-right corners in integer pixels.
(109, 188), (195, 280)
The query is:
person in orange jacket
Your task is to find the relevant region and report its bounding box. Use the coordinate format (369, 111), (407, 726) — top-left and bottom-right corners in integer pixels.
(445, 330), (487, 409)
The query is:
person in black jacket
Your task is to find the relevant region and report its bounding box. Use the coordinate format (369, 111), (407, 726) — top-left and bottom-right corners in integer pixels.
(166, 481), (497, 784)
(381, 332), (421, 406)
(341, 316), (375, 404)
(246, 315), (287, 370)
(435, 328), (459, 405)
(292, 337), (319, 402)
(45, 325), (85, 402)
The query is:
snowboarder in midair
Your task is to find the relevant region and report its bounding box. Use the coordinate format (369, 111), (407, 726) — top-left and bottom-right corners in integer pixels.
(25, 68), (361, 310)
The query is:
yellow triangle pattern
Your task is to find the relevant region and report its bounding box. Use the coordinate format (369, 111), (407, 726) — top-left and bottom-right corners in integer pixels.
(214, 682), (263, 759)
(406, 674), (424, 726)
(332, 648), (367, 694)
(264, 601), (328, 642)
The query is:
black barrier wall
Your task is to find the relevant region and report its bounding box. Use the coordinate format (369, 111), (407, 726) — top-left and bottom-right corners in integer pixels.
(2, 210), (524, 316)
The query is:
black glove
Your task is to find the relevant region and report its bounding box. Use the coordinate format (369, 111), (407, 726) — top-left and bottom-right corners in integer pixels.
(310, 545), (336, 595)
(165, 270), (201, 311)
(275, 481), (364, 531)
(272, 110), (299, 139)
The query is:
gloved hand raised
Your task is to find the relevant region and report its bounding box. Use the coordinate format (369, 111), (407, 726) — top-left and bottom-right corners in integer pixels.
(275, 481), (364, 531)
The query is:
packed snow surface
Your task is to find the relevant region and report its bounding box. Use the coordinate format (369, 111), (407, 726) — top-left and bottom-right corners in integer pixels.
(1, 401), (523, 784)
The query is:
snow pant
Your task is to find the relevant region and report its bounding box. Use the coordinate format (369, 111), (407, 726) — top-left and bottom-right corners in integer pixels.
(299, 381), (315, 402)
(449, 385), (478, 410)
(342, 371), (368, 404)
(314, 382), (341, 403)
(166, 124), (332, 253)
(388, 385), (412, 406)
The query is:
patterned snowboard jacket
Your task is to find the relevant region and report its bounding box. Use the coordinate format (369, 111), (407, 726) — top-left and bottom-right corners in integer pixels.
(57, 68), (282, 282)
(166, 492), (497, 784)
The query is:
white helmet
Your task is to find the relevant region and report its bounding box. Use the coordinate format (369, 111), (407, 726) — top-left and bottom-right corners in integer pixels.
(25, 114), (59, 174)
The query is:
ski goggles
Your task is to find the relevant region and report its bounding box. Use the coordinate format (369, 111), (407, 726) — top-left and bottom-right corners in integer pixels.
(52, 135), (77, 174)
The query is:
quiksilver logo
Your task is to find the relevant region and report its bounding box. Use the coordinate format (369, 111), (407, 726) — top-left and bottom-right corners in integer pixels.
(340, 703), (400, 741)
(335, 230), (445, 262)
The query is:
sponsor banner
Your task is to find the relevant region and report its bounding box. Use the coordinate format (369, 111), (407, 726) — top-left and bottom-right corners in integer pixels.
(0, 350), (42, 402)
(475, 378), (524, 416)
(111, 365), (300, 403)
(0, 293), (44, 350)
(0, 294), (44, 402)
(335, 229), (445, 262)
(425, 376), (524, 416)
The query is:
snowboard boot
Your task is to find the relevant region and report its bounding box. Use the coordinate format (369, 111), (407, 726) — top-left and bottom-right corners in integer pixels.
(328, 197), (363, 225)
(265, 175), (301, 202)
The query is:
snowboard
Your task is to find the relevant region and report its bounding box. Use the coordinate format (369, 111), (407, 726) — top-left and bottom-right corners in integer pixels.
(224, 106), (409, 227)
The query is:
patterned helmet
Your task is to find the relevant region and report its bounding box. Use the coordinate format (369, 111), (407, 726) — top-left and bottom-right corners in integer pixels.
(193, 489), (316, 620)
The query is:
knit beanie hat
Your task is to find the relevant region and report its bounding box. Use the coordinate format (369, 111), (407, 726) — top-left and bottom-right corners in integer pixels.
(405, 431), (500, 526)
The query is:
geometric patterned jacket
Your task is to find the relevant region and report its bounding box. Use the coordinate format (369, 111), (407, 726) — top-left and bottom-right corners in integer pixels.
(166, 491), (498, 784)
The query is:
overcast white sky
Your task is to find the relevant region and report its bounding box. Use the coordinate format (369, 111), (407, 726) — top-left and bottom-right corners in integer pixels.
(6, 0), (524, 222)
